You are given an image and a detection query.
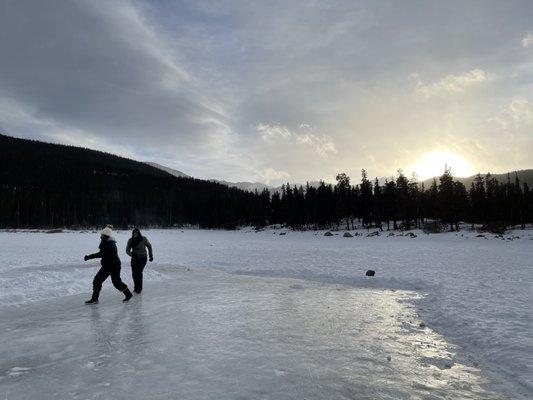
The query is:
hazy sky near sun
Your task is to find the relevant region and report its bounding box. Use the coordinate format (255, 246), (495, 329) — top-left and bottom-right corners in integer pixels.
(1, 1), (532, 184)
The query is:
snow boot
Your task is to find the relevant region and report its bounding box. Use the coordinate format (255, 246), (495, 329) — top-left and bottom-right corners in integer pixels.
(123, 288), (133, 302)
(85, 290), (100, 304)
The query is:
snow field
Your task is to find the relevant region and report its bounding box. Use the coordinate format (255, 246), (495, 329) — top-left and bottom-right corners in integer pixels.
(0, 228), (531, 398)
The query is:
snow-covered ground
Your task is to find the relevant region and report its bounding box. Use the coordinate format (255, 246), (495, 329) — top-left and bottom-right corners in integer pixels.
(0, 228), (531, 399)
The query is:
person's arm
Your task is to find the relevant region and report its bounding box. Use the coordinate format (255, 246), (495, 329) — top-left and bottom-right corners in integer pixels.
(144, 237), (153, 261)
(84, 249), (102, 261)
(125, 238), (133, 257)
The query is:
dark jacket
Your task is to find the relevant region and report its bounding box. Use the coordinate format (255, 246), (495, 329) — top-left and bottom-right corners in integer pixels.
(126, 236), (153, 259)
(86, 237), (121, 268)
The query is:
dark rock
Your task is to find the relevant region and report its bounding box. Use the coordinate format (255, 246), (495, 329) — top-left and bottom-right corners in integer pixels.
(343, 232), (353, 238)
(324, 231), (333, 236)
(365, 270), (375, 277)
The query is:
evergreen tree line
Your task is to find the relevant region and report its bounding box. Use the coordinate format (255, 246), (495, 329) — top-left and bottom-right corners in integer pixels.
(260, 169), (533, 232)
(1, 134), (532, 231)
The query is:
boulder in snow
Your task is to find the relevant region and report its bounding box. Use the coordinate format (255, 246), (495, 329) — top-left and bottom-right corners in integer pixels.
(366, 270), (375, 277)
(343, 232), (353, 238)
(324, 231), (333, 237)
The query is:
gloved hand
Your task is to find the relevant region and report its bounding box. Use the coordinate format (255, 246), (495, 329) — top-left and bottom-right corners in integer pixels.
(84, 255), (89, 261)
(149, 256), (153, 262)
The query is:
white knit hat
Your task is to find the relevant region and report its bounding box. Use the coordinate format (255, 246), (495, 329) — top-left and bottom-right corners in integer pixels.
(100, 225), (113, 237)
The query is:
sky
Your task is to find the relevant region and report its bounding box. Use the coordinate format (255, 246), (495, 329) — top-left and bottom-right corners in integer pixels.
(1, 0), (532, 185)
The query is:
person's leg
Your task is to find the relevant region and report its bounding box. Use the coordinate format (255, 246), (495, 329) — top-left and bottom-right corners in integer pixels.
(134, 257), (147, 293)
(86, 267), (109, 303)
(131, 257), (141, 293)
(110, 267), (132, 301)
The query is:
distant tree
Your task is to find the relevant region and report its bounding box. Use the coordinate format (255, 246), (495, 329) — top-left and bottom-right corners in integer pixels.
(395, 170), (410, 229)
(469, 174), (486, 227)
(335, 173), (351, 230)
(437, 167), (455, 230)
(359, 170), (373, 228)
(373, 178), (383, 231)
(380, 180), (395, 230)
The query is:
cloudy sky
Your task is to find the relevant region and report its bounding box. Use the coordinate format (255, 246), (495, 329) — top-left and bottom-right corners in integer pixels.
(1, 1), (532, 184)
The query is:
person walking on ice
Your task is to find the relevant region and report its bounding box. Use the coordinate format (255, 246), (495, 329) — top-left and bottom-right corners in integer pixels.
(83, 225), (133, 304)
(126, 228), (153, 294)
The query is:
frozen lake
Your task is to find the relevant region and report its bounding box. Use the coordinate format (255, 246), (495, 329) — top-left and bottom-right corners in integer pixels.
(0, 228), (531, 399)
(2, 268), (500, 400)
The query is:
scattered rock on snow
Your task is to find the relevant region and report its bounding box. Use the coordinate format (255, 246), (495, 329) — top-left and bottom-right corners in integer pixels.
(45, 229), (63, 234)
(476, 234), (485, 238)
(366, 270), (375, 277)
(343, 232), (353, 238)
(388, 232), (395, 237)
(387, 355), (392, 362)
(324, 231), (333, 236)
(406, 232), (417, 238)
(279, 232), (286, 235)
(366, 231), (380, 237)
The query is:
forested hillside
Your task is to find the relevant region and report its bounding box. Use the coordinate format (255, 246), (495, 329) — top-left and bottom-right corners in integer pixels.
(0, 134), (259, 229)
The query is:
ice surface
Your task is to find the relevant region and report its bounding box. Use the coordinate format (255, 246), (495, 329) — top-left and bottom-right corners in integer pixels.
(0, 228), (531, 398)
(1, 269), (500, 400)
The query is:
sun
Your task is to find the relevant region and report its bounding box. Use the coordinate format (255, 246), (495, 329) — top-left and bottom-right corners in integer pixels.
(409, 151), (475, 181)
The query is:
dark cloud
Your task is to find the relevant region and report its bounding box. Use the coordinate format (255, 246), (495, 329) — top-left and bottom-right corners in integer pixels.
(0, 0), (228, 150)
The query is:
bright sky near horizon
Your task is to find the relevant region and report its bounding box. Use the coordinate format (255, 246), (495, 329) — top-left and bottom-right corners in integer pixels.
(1, 1), (532, 184)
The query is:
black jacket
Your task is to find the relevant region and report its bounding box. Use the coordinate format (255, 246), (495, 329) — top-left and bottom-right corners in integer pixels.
(86, 237), (121, 268)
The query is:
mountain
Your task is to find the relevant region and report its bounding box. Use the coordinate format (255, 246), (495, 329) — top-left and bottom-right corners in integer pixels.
(150, 159), (533, 193)
(213, 180), (272, 192)
(147, 162), (276, 192)
(421, 170), (533, 188)
(145, 162), (189, 178)
(0, 134), (259, 229)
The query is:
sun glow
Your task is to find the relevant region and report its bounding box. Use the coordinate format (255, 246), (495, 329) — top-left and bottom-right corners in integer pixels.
(409, 151), (475, 181)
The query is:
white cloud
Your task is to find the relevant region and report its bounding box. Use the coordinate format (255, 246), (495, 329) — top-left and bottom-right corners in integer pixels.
(257, 123), (337, 157)
(414, 69), (490, 98)
(257, 123), (292, 141)
(294, 133), (338, 157)
(261, 168), (290, 184)
(522, 33), (533, 48)
(490, 99), (533, 129)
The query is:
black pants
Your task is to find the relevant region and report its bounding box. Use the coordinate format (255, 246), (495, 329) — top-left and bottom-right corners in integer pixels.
(131, 256), (147, 292)
(93, 265), (127, 292)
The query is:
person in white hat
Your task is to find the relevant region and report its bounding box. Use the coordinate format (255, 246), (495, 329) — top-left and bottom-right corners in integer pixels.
(83, 225), (133, 304)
